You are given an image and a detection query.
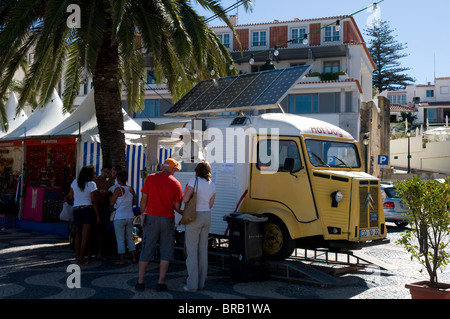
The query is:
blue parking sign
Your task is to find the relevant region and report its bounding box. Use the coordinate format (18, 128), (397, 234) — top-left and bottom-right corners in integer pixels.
(378, 155), (389, 166)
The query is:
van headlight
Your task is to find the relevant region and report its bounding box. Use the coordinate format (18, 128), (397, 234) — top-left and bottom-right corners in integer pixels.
(331, 191), (343, 207)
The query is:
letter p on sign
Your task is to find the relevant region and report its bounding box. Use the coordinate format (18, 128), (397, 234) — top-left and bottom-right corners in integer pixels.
(378, 155), (389, 166)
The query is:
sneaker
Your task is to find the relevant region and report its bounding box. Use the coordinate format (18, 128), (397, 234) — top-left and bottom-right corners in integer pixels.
(135, 283), (145, 291)
(156, 283), (167, 292)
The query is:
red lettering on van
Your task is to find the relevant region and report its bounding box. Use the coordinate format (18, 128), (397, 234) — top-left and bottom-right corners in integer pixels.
(310, 126), (343, 138)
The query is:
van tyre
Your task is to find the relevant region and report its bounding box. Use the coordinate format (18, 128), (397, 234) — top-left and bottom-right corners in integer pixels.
(263, 216), (295, 260)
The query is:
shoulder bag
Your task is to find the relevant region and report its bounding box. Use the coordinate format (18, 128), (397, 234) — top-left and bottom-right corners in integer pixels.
(180, 177), (198, 225)
(59, 202), (74, 222)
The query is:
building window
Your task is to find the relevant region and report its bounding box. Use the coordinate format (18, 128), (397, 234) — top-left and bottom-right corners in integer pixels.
(426, 90), (434, 97)
(251, 65), (264, 73)
(427, 108), (437, 123)
(290, 62), (306, 67)
(440, 86), (449, 94)
(323, 61), (340, 73)
(291, 28), (306, 44)
(79, 83), (88, 95)
(319, 93), (340, 113)
(218, 33), (230, 48)
(289, 94), (318, 113)
(345, 92), (353, 112)
(252, 31), (267, 47)
(388, 94), (406, 105)
(134, 99), (160, 118)
(324, 26), (340, 42)
(289, 93), (341, 114)
(147, 71), (155, 84)
(443, 108), (450, 121)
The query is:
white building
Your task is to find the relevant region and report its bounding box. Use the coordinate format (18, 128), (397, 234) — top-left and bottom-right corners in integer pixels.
(71, 15), (376, 140)
(379, 77), (450, 127)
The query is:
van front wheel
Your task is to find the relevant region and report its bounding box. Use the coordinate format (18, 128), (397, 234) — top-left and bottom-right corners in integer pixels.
(263, 217), (295, 260)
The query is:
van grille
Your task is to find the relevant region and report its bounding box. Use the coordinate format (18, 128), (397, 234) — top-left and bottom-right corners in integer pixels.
(359, 180), (379, 229)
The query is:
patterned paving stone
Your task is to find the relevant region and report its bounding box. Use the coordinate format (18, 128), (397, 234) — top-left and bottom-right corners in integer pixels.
(1, 225), (449, 302)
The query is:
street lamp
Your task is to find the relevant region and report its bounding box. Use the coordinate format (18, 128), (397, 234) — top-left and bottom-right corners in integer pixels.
(362, 133), (370, 173)
(406, 129), (411, 173)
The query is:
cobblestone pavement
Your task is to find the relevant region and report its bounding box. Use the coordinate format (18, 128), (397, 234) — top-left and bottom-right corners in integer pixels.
(0, 223), (449, 303)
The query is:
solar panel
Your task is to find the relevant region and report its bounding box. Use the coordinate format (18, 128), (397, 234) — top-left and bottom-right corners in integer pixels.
(185, 76), (235, 112)
(168, 80), (213, 114)
(203, 73), (255, 111)
(165, 65), (311, 116)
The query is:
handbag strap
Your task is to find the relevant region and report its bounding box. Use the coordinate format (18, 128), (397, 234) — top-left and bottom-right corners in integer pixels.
(193, 177), (198, 192)
(115, 186), (129, 209)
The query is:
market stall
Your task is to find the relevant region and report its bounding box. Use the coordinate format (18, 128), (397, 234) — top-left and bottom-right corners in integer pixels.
(0, 139), (23, 224)
(22, 137), (77, 222)
(1, 89), (71, 222)
(1, 89), (151, 224)
(45, 90), (146, 203)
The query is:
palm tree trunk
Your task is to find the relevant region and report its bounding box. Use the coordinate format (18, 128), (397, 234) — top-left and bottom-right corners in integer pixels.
(92, 6), (126, 169)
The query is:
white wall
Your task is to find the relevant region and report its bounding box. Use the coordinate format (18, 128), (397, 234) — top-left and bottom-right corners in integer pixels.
(390, 133), (450, 174)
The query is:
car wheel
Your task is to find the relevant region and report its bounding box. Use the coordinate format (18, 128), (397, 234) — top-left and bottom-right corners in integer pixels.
(263, 216), (295, 260)
(394, 221), (408, 227)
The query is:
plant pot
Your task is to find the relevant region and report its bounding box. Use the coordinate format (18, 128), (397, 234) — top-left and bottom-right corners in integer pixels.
(405, 281), (450, 299)
(302, 76), (320, 82)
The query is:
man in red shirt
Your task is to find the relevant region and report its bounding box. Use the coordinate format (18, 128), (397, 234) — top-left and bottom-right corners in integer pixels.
(135, 158), (183, 292)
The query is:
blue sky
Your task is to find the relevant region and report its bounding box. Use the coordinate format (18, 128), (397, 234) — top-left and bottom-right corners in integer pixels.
(195, 0), (449, 85)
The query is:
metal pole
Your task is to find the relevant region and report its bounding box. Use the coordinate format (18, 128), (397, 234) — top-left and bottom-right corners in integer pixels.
(365, 144), (368, 173)
(407, 135), (411, 173)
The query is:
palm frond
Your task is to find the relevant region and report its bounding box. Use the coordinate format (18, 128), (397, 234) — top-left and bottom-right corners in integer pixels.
(110, 0), (128, 42)
(0, 0), (46, 59)
(120, 42), (145, 113)
(62, 38), (83, 113)
(39, 30), (70, 107)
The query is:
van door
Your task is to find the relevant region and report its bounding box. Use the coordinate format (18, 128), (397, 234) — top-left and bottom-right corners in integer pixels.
(250, 136), (317, 223)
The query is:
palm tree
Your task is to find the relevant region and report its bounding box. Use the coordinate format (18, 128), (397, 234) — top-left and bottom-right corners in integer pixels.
(0, 0), (251, 168)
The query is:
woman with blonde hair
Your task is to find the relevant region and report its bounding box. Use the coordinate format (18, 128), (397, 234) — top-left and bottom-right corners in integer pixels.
(182, 161), (216, 292)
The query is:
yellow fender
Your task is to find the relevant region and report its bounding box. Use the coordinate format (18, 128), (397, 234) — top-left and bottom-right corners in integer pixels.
(253, 206), (301, 240)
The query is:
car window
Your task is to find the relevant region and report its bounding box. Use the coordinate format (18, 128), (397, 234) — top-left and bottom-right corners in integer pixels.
(384, 187), (400, 198)
(257, 139), (302, 173)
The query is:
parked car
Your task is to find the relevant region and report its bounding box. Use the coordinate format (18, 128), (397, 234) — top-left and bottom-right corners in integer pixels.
(381, 183), (409, 227)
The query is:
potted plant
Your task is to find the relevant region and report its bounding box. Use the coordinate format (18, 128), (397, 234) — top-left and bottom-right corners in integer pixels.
(395, 176), (450, 299)
(304, 72), (321, 82)
(319, 72), (338, 81)
(336, 70), (348, 80)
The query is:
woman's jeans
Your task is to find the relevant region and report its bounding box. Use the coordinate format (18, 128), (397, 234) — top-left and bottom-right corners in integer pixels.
(113, 218), (136, 254)
(185, 211), (211, 290)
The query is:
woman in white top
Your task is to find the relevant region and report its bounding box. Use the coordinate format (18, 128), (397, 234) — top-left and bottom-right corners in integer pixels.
(110, 170), (137, 264)
(68, 165), (99, 265)
(182, 161), (216, 292)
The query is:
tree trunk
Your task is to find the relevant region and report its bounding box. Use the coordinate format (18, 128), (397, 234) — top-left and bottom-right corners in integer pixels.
(92, 6), (126, 170)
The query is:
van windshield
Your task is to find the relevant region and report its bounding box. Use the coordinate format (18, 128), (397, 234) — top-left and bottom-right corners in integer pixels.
(305, 139), (361, 168)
